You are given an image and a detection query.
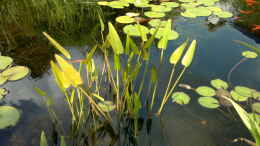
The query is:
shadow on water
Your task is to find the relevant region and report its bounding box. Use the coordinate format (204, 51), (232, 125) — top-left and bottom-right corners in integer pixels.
(0, 0), (260, 146)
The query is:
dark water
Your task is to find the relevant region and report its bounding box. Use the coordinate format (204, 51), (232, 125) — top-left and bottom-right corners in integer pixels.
(1, 0), (260, 146)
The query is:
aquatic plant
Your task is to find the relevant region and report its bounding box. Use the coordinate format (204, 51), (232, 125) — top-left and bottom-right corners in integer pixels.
(0, 55), (30, 129)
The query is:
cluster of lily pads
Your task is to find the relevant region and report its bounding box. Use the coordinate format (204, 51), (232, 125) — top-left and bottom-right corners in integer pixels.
(0, 55), (30, 130)
(172, 78), (260, 113)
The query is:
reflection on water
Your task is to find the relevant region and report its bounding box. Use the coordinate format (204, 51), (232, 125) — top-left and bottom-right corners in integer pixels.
(1, 0), (260, 146)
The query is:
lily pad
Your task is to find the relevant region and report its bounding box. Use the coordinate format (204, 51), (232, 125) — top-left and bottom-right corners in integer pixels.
(126, 12), (140, 17)
(150, 28), (179, 40)
(2, 66), (29, 81)
(98, 101), (116, 112)
(0, 88), (8, 100)
(242, 51), (258, 59)
(161, 2), (179, 8)
(97, 1), (109, 6)
(214, 11), (233, 18)
(179, 0), (195, 2)
(0, 56), (13, 70)
(151, 5), (172, 12)
(252, 91), (260, 100)
(231, 90), (248, 102)
(196, 86), (216, 96)
(207, 6), (222, 12)
(252, 102), (260, 114)
(134, 2), (151, 7)
(234, 86), (254, 97)
(181, 11), (197, 18)
(144, 11), (165, 18)
(148, 19), (167, 27)
(0, 106), (20, 129)
(116, 16), (135, 24)
(108, 1), (128, 8)
(123, 24), (149, 37)
(210, 79), (228, 89)
(198, 96), (220, 109)
(172, 92), (191, 105)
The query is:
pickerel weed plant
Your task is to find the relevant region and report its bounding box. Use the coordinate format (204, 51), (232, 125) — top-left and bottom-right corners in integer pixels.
(37, 16), (198, 145)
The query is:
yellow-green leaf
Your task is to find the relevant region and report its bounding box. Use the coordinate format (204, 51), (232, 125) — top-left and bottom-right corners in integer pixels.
(50, 61), (71, 90)
(169, 39), (188, 64)
(55, 55), (83, 87)
(181, 40), (197, 67)
(43, 32), (71, 59)
(107, 22), (124, 54)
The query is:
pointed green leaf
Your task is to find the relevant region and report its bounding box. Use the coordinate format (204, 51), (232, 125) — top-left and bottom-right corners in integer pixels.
(108, 22), (124, 54)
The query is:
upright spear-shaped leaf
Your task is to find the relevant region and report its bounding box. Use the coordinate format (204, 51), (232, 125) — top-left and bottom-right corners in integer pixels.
(107, 22), (124, 54)
(43, 32), (71, 59)
(169, 39), (188, 65)
(181, 40), (197, 67)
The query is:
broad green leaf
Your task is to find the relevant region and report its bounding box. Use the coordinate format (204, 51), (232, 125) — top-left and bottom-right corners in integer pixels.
(196, 86), (216, 96)
(223, 97), (252, 131)
(231, 90), (248, 102)
(108, 22), (124, 54)
(43, 32), (71, 59)
(98, 13), (105, 32)
(242, 51), (258, 59)
(161, 2), (179, 8)
(169, 39), (188, 64)
(198, 96), (220, 109)
(98, 101), (116, 112)
(144, 11), (165, 18)
(151, 5), (172, 12)
(253, 91), (260, 100)
(157, 19), (171, 50)
(0, 106), (20, 129)
(116, 16), (135, 24)
(40, 131), (48, 146)
(210, 78), (228, 89)
(2, 66), (29, 81)
(123, 24), (149, 37)
(55, 55), (83, 87)
(137, 23), (147, 41)
(148, 19), (167, 28)
(150, 28), (179, 40)
(252, 103), (260, 114)
(214, 11), (233, 18)
(0, 88), (8, 100)
(172, 92), (190, 105)
(0, 56), (13, 70)
(234, 86), (254, 97)
(126, 12), (140, 17)
(50, 61), (71, 90)
(0, 75), (8, 85)
(181, 40), (197, 67)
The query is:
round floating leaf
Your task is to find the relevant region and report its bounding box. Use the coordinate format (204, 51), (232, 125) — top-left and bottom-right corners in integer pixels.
(181, 3), (197, 9)
(0, 106), (20, 129)
(214, 11), (233, 18)
(252, 91), (260, 100)
(0, 75), (8, 85)
(234, 86), (254, 97)
(2, 66), (29, 81)
(134, 2), (150, 7)
(0, 88), (8, 100)
(98, 101), (115, 112)
(198, 96), (220, 109)
(126, 12), (140, 17)
(252, 102), (260, 114)
(196, 86), (216, 96)
(210, 79), (228, 89)
(0, 56), (13, 70)
(108, 1), (127, 8)
(148, 19), (167, 27)
(123, 24), (149, 36)
(144, 11), (165, 18)
(161, 2), (179, 8)
(171, 92), (191, 105)
(116, 16), (135, 24)
(181, 11), (197, 18)
(231, 90), (248, 102)
(207, 6), (222, 12)
(97, 1), (109, 6)
(242, 51), (258, 59)
(151, 5), (172, 12)
(150, 28), (179, 40)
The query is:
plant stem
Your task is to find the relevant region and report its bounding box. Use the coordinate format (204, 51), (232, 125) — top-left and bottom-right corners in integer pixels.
(227, 57), (248, 86)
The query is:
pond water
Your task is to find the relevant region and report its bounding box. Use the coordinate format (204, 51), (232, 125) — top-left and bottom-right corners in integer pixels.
(0, 0), (260, 145)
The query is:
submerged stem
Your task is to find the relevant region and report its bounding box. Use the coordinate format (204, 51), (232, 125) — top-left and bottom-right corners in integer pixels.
(227, 57), (248, 86)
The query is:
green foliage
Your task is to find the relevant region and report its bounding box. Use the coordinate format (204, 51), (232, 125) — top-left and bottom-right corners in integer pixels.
(195, 86), (216, 96)
(172, 92), (191, 105)
(0, 106), (20, 129)
(210, 79), (229, 89)
(198, 96), (220, 109)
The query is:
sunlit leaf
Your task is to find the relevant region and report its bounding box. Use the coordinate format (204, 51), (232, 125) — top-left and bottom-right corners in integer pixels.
(144, 11), (165, 18)
(116, 16), (135, 24)
(40, 131), (48, 146)
(171, 92), (191, 105)
(234, 86), (254, 97)
(0, 106), (20, 129)
(43, 32), (71, 59)
(198, 96), (220, 109)
(196, 86), (216, 96)
(181, 40), (197, 67)
(98, 101), (116, 112)
(252, 103), (260, 114)
(50, 61), (71, 90)
(210, 78), (228, 89)
(242, 51), (258, 59)
(108, 22), (124, 54)
(2, 66), (29, 81)
(169, 39), (188, 64)
(0, 56), (13, 70)
(231, 90), (248, 102)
